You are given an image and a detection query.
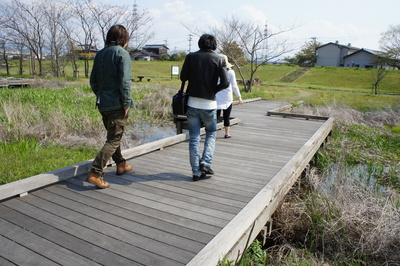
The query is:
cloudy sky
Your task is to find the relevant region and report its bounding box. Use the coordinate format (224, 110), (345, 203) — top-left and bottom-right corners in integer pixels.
(104, 0), (399, 56)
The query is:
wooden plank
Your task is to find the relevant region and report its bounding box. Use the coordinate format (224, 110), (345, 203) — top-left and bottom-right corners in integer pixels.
(43, 185), (214, 244)
(129, 157), (259, 201)
(187, 117), (334, 265)
(54, 182), (222, 236)
(0, 205), (140, 265)
(2, 200), (184, 265)
(32, 189), (205, 254)
(65, 177), (230, 228)
(0, 256), (15, 266)
(0, 217), (99, 265)
(0, 227), (58, 265)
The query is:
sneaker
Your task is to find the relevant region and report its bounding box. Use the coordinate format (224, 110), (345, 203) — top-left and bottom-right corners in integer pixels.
(193, 172), (206, 181)
(200, 164), (214, 175)
(224, 134), (232, 138)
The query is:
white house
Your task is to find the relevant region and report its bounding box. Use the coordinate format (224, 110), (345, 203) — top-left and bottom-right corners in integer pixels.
(316, 42), (380, 68)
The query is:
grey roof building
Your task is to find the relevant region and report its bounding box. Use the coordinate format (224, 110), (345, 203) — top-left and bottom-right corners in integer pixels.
(316, 41), (381, 68)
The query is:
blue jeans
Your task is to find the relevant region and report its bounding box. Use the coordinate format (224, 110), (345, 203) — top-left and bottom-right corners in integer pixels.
(187, 106), (217, 176)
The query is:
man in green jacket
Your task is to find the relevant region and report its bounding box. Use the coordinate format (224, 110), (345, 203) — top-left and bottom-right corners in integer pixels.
(87, 25), (134, 189)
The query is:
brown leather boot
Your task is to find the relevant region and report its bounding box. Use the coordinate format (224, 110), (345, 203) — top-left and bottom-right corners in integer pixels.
(86, 172), (110, 189)
(116, 161), (132, 175)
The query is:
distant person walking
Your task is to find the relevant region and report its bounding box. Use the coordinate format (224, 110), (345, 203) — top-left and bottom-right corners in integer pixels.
(87, 25), (134, 189)
(180, 34), (229, 181)
(216, 54), (243, 138)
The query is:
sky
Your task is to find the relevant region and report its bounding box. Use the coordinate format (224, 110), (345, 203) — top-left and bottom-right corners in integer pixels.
(101, 0), (399, 57)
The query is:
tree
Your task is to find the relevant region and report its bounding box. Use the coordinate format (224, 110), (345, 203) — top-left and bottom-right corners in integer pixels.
(293, 38), (322, 67)
(86, 0), (126, 45)
(379, 25), (400, 69)
(371, 57), (388, 95)
(0, 0), (47, 76)
(213, 15), (294, 92)
(43, 0), (70, 77)
(0, 38), (10, 75)
(71, 0), (97, 78)
(121, 3), (154, 51)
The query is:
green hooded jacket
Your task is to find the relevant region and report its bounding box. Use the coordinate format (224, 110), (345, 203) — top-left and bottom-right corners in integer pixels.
(90, 43), (134, 111)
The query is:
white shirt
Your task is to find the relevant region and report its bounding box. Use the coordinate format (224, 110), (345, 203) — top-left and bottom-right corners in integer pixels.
(187, 96), (217, 110)
(216, 68), (241, 110)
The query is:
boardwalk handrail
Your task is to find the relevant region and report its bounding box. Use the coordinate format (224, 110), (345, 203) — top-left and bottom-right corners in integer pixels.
(187, 116), (334, 265)
(0, 118), (240, 201)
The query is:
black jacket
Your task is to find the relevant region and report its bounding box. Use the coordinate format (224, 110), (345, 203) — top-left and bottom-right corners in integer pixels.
(180, 49), (229, 100)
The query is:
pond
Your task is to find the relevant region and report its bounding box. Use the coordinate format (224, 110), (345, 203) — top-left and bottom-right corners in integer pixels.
(121, 121), (178, 149)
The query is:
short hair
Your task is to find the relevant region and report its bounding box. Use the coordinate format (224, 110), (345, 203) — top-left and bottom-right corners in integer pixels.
(105, 25), (130, 47)
(198, 34), (217, 51)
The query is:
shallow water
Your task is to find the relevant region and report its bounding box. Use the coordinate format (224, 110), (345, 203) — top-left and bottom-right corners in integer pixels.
(121, 121), (178, 149)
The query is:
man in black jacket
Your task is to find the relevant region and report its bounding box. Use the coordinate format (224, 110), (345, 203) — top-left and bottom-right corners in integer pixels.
(180, 34), (229, 181)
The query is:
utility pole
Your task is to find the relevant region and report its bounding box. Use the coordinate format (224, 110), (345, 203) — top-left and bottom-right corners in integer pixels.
(263, 21), (268, 62)
(188, 34), (192, 53)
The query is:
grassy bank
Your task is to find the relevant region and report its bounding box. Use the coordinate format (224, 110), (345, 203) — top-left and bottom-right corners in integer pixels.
(1, 62), (399, 182)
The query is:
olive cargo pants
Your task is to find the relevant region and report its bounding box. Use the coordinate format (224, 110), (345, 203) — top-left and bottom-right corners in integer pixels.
(91, 109), (128, 175)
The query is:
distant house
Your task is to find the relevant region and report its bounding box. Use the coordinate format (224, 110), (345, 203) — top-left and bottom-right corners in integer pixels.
(343, 48), (377, 68)
(76, 44), (98, 59)
(316, 42), (381, 69)
(130, 44), (169, 61)
(142, 44), (169, 56)
(130, 49), (159, 61)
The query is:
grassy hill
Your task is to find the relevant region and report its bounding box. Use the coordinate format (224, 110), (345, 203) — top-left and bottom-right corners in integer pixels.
(126, 62), (400, 110)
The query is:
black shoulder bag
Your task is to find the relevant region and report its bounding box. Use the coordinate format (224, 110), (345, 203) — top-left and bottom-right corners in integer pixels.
(172, 81), (189, 116)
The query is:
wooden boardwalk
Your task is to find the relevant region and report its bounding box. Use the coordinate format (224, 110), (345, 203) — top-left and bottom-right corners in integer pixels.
(0, 100), (333, 265)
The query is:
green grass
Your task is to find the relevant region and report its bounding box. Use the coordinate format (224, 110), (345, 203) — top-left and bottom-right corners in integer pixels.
(1, 60), (400, 182)
(0, 138), (97, 185)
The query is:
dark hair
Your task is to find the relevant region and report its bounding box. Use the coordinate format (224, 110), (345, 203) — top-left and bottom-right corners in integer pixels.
(105, 25), (130, 47)
(198, 34), (217, 50)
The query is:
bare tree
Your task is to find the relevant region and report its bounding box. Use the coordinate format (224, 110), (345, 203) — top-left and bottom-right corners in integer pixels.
(379, 25), (400, 69)
(0, 0), (47, 76)
(214, 15), (294, 92)
(121, 3), (154, 51)
(0, 38), (11, 75)
(71, 0), (97, 78)
(86, 0), (126, 45)
(371, 57), (388, 95)
(43, 0), (70, 77)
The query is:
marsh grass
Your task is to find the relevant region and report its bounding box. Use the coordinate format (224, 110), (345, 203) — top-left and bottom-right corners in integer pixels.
(266, 163), (400, 265)
(220, 105), (400, 265)
(0, 82), (178, 183)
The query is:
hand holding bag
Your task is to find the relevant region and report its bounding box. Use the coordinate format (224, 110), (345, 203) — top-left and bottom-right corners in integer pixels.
(172, 81), (188, 115)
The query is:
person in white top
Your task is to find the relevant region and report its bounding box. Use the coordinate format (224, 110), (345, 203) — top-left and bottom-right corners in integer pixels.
(216, 54), (243, 138)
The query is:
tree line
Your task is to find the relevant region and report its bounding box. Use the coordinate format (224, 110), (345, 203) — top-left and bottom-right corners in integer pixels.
(0, 0), (153, 78)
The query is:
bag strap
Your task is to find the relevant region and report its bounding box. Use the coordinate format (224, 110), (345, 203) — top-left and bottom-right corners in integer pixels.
(179, 81), (189, 94)
(179, 81), (186, 93)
